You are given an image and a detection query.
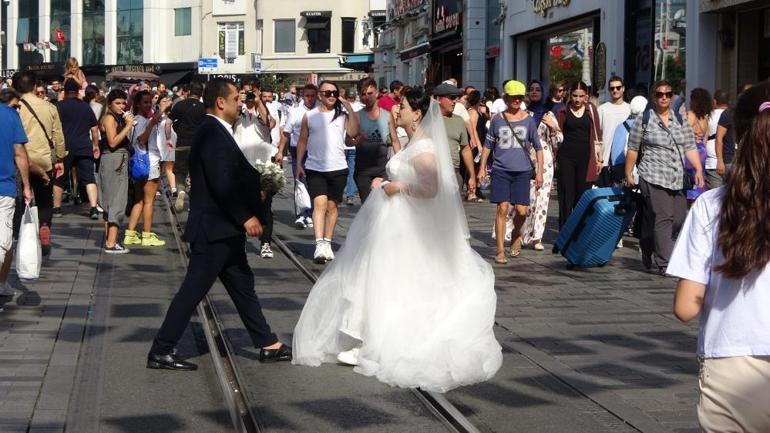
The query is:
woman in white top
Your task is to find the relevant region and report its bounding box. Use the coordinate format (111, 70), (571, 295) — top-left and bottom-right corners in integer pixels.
(123, 90), (166, 247)
(669, 82), (770, 433)
(296, 81), (359, 264)
(293, 89), (501, 393)
(153, 94), (179, 197)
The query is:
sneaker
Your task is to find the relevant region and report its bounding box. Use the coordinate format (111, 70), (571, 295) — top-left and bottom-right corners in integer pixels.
(260, 243), (274, 259)
(96, 205), (104, 213)
(304, 216), (314, 228)
(123, 230), (142, 245)
(313, 243), (327, 264)
(616, 239), (624, 249)
(533, 241), (545, 251)
(323, 240), (335, 261)
(174, 190), (186, 212)
(52, 207), (63, 218)
(0, 282), (16, 297)
(294, 216), (307, 230)
(336, 348), (360, 366)
(39, 224), (51, 257)
(89, 207), (99, 220)
(171, 188), (178, 198)
(104, 243), (130, 254)
(346, 196), (355, 206)
(141, 232), (166, 247)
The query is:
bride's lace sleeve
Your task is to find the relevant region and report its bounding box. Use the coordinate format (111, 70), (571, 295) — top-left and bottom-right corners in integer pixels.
(405, 148), (439, 199)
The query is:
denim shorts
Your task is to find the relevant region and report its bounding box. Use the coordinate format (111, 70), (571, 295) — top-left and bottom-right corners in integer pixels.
(490, 169), (531, 206)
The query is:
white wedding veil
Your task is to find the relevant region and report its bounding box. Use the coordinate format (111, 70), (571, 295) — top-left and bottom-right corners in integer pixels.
(394, 98), (472, 255)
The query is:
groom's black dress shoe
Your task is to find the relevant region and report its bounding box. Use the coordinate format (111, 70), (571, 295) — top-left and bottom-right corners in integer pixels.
(147, 352), (198, 371)
(258, 344), (292, 363)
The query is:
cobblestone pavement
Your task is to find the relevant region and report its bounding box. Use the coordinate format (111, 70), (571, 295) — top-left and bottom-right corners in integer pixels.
(267, 184), (700, 433)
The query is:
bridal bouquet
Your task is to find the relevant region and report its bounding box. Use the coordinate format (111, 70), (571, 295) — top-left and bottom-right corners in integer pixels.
(253, 160), (287, 194)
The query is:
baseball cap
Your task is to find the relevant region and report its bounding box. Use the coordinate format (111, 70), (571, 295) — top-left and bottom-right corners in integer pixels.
(503, 80), (526, 97)
(432, 83), (463, 97)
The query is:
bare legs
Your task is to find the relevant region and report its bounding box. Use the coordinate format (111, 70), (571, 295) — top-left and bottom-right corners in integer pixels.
(311, 195), (339, 241)
(128, 179), (160, 233)
(495, 202), (529, 260)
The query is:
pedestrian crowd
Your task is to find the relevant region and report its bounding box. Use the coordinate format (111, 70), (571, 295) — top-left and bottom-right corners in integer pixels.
(2, 59), (769, 431)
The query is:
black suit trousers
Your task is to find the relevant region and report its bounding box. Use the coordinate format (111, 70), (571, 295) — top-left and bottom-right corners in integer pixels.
(151, 235), (277, 355)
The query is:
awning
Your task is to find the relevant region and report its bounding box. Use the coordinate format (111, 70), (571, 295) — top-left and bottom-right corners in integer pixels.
(303, 21), (329, 30)
(399, 42), (430, 61)
(105, 71), (160, 83)
(339, 53), (375, 72)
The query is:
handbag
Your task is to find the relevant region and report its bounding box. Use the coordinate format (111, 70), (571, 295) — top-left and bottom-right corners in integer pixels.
(16, 204), (41, 280)
(587, 103), (603, 168)
(129, 149), (150, 181)
(19, 99), (58, 165)
(500, 114), (536, 180)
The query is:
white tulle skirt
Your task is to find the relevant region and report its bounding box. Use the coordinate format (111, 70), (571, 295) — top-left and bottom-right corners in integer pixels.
(292, 188), (502, 393)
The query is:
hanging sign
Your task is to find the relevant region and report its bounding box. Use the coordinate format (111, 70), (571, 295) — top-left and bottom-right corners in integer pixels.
(532, 0), (571, 17)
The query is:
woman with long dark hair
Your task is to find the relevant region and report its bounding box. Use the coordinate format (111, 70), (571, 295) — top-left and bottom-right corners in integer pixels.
(669, 82), (770, 433)
(685, 88), (711, 202)
(554, 81), (602, 228)
(98, 89), (133, 253)
(123, 90), (165, 247)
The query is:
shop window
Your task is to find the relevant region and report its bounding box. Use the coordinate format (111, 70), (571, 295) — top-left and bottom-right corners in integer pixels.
(17, 0), (40, 69)
(50, 0), (71, 63)
(342, 18), (356, 53)
(653, 0), (686, 92)
(175, 8), (192, 36)
(218, 22), (245, 63)
(305, 17), (331, 53)
(274, 19), (295, 53)
(83, 0), (105, 65)
(536, 26), (594, 91)
(117, 0), (143, 64)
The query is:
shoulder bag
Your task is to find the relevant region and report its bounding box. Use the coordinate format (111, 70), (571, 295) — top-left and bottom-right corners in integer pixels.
(19, 99), (58, 164)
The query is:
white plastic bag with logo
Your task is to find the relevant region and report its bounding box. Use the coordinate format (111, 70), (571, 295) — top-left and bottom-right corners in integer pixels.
(294, 182), (311, 215)
(16, 204), (41, 280)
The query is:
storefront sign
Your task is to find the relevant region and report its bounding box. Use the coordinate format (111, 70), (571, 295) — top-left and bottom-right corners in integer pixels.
(532, 0), (571, 17)
(106, 64), (162, 74)
(593, 42), (606, 91)
(300, 11), (332, 18)
(433, 0), (462, 37)
(392, 0), (425, 20)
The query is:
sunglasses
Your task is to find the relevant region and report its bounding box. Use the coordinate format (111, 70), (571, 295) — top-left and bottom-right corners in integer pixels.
(609, 85), (623, 91)
(320, 90), (339, 98)
(655, 91), (674, 99)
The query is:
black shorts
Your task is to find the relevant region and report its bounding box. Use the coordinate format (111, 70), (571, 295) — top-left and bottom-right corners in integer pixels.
(306, 169), (348, 203)
(54, 154), (96, 188)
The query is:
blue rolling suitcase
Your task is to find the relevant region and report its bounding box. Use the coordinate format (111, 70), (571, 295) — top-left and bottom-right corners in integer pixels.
(553, 187), (636, 267)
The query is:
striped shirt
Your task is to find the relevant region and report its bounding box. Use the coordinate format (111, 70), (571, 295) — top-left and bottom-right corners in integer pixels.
(627, 109), (696, 190)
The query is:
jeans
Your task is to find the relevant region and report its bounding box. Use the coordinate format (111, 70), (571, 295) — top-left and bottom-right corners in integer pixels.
(344, 149), (357, 198)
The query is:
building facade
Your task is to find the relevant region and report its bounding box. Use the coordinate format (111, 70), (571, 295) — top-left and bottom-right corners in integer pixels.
(3, 0), (202, 82)
(257, 0), (385, 86)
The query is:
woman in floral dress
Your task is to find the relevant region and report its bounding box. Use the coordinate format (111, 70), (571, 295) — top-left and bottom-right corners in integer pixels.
(522, 80), (562, 250)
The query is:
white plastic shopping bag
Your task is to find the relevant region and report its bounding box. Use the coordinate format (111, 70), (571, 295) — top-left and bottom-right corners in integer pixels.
(294, 182), (311, 215)
(16, 204), (41, 280)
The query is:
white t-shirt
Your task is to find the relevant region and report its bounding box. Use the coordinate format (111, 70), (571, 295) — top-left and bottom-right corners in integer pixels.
(284, 103), (317, 147)
(234, 110), (274, 164)
(304, 108), (348, 172)
(705, 108), (725, 170)
(667, 188), (770, 359)
(597, 101), (631, 167)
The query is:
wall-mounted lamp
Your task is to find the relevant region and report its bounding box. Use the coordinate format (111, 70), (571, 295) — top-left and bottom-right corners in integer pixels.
(718, 27), (734, 49)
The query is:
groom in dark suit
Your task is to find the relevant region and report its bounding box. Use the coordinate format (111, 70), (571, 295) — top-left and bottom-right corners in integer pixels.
(148, 78), (291, 370)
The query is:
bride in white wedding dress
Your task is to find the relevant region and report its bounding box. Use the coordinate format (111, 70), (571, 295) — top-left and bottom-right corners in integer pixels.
(292, 88), (502, 393)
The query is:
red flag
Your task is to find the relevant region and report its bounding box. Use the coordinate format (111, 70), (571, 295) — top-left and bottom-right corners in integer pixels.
(55, 29), (65, 43)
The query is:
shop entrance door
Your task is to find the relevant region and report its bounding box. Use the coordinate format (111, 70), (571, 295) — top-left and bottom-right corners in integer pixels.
(527, 20), (597, 91)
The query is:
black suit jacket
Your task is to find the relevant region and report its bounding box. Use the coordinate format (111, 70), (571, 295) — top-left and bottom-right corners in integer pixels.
(182, 114), (265, 243)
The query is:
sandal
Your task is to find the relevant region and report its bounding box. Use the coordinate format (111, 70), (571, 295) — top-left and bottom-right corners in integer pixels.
(509, 238), (522, 258)
(494, 254), (508, 264)
(466, 195), (485, 203)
